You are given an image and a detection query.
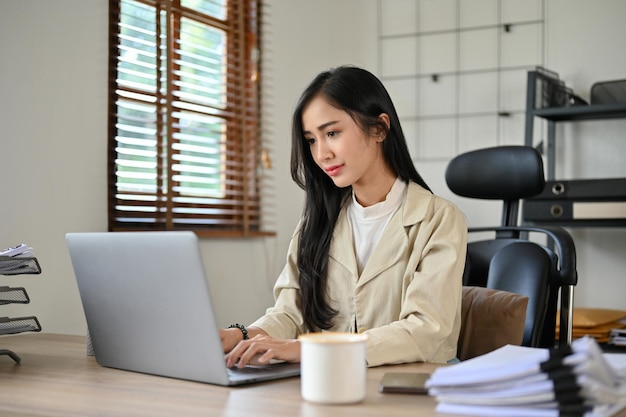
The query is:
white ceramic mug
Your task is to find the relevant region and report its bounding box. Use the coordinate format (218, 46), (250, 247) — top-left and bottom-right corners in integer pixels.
(299, 332), (368, 404)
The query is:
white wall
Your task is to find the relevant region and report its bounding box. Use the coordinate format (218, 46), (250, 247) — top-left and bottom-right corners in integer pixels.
(0, 0), (624, 337)
(1, 0), (110, 334)
(543, 0), (626, 308)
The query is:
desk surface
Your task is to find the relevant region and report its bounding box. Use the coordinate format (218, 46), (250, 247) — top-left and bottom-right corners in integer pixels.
(0, 333), (451, 417)
(1, 334), (625, 417)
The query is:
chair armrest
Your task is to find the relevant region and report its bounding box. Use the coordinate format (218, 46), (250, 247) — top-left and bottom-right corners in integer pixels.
(468, 225), (577, 287)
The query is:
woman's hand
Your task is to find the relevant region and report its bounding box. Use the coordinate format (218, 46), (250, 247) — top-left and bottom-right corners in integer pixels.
(220, 327), (246, 354)
(220, 325), (269, 353)
(224, 334), (301, 368)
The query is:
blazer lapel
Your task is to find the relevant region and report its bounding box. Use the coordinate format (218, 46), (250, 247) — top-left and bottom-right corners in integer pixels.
(328, 207), (359, 278)
(357, 209), (408, 286)
(329, 182), (432, 286)
(357, 182), (432, 287)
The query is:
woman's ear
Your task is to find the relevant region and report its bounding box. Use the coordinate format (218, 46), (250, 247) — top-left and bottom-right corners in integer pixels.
(374, 113), (391, 142)
(378, 113), (390, 129)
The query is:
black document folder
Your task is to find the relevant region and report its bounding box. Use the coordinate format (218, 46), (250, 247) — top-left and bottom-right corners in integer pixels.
(523, 178), (626, 226)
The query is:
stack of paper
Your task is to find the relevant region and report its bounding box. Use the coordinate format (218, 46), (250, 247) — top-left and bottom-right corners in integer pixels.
(0, 243), (34, 258)
(0, 243), (40, 275)
(426, 336), (626, 417)
(610, 329), (626, 347)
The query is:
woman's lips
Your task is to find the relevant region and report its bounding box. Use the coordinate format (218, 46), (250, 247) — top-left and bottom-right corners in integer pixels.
(325, 164), (343, 177)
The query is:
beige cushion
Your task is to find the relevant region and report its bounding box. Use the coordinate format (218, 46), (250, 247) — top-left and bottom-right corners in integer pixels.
(458, 286), (529, 361)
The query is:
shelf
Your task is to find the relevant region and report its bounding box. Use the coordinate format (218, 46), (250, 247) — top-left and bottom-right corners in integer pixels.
(1, 252), (42, 363)
(0, 286), (30, 305)
(524, 68), (626, 229)
(0, 256), (42, 276)
(525, 218), (626, 228)
(532, 103), (626, 121)
(0, 316), (41, 336)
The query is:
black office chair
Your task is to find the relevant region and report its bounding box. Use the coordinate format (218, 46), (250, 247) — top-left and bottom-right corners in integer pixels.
(446, 145), (578, 348)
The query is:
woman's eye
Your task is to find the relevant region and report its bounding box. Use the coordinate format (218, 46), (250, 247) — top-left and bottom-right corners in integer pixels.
(326, 131), (337, 138)
(305, 137), (315, 145)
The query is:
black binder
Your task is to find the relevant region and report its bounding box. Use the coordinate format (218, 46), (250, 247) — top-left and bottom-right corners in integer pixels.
(523, 178), (626, 226)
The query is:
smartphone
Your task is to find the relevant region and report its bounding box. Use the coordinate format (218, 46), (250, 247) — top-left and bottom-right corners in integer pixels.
(378, 372), (431, 394)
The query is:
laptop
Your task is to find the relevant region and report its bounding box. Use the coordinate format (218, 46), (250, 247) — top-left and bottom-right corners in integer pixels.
(66, 231), (300, 385)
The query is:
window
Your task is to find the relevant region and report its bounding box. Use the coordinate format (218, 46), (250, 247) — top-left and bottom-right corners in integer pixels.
(108, 0), (271, 237)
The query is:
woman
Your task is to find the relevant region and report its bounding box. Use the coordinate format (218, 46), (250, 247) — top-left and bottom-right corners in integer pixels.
(221, 66), (467, 367)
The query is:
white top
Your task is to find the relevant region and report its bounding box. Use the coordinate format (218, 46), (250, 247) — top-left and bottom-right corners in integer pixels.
(347, 177), (407, 275)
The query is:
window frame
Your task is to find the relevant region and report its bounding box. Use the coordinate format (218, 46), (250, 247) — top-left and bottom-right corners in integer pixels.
(107, 0), (272, 237)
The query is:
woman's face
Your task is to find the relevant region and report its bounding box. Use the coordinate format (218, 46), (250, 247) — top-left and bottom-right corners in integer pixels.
(302, 96), (387, 191)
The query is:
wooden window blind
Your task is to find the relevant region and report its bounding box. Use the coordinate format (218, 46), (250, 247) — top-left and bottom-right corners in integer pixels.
(108, 0), (272, 237)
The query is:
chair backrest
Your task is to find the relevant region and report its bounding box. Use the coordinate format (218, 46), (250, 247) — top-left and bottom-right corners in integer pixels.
(446, 146), (578, 349)
(487, 241), (551, 347)
(446, 145), (545, 227)
(463, 237), (554, 347)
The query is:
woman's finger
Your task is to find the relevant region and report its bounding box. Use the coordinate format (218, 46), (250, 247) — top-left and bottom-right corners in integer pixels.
(224, 335), (266, 367)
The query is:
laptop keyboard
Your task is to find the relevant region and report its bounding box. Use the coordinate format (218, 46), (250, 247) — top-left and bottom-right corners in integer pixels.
(227, 364), (279, 375)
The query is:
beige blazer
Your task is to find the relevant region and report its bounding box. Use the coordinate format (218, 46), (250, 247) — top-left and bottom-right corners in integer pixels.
(251, 182), (468, 366)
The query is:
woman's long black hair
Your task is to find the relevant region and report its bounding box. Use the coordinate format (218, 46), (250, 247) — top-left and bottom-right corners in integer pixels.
(290, 66), (431, 331)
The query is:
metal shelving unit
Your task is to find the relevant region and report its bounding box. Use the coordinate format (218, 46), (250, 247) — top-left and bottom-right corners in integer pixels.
(522, 67), (626, 227)
(1, 255), (42, 363)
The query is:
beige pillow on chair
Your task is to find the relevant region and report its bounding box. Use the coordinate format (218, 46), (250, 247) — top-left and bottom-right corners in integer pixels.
(458, 286), (529, 361)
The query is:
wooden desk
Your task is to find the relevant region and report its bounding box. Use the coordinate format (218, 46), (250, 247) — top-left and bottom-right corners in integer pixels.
(1, 334), (625, 417)
(0, 333), (451, 417)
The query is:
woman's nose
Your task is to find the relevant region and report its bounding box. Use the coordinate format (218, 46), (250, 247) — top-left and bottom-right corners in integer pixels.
(315, 140), (332, 161)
